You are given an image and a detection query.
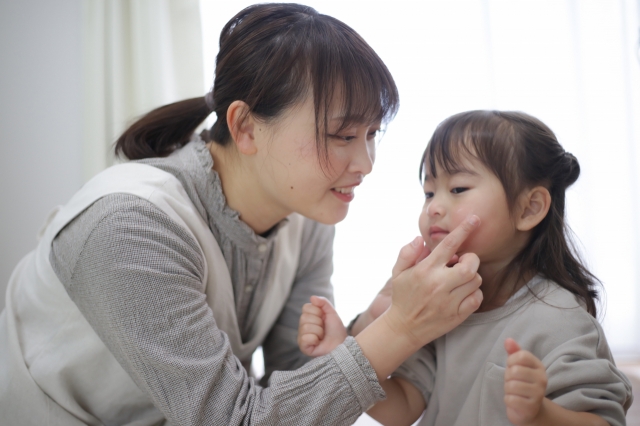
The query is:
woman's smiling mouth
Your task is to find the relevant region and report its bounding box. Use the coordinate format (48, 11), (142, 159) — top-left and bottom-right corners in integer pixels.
(331, 185), (356, 202)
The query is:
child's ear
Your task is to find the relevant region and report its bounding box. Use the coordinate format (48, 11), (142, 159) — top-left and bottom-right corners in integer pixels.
(226, 100), (257, 155)
(516, 186), (551, 231)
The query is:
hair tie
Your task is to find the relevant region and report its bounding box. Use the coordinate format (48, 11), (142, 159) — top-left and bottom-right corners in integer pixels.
(204, 91), (216, 112)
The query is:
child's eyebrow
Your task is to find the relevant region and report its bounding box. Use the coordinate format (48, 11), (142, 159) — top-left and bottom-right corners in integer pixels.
(448, 167), (479, 176)
(423, 167), (479, 181)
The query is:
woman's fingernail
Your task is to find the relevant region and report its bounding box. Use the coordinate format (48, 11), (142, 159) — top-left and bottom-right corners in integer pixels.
(468, 215), (480, 226)
(411, 236), (421, 247)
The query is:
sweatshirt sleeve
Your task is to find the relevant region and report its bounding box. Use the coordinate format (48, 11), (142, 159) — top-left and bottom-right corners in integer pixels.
(260, 220), (335, 384)
(50, 194), (385, 426)
(391, 341), (437, 405)
(541, 316), (633, 426)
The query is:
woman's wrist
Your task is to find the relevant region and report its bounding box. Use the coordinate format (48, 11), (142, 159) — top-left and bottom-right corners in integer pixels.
(348, 310), (374, 336)
(354, 310), (423, 382)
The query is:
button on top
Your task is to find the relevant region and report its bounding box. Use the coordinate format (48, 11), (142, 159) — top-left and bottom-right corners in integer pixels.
(245, 285), (253, 293)
(258, 243), (268, 253)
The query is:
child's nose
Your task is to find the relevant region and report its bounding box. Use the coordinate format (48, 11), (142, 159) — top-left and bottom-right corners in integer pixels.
(426, 196), (445, 217)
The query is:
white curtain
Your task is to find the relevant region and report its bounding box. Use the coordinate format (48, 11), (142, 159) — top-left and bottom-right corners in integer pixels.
(82, 0), (205, 181)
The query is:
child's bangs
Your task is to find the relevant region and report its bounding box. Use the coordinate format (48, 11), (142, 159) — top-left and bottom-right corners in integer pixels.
(420, 122), (479, 181)
(420, 111), (520, 208)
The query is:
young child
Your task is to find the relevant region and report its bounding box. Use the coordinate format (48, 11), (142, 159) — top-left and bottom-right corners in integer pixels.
(298, 110), (633, 426)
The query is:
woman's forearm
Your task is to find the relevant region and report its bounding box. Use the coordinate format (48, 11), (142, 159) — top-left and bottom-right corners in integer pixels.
(349, 310), (374, 336)
(355, 313), (426, 382)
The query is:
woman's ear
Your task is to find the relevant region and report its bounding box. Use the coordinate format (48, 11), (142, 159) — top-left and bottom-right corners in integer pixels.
(226, 100), (257, 155)
(516, 186), (551, 231)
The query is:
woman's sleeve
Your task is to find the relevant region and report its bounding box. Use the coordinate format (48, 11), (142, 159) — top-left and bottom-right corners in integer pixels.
(260, 220), (335, 384)
(50, 194), (385, 426)
(542, 317), (633, 426)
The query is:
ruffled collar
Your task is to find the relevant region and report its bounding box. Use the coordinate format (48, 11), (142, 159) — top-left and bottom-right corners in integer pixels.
(177, 138), (288, 250)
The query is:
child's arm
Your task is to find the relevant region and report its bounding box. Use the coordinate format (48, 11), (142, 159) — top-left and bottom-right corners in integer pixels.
(504, 338), (609, 426)
(298, 298), (427, 425)
(297, 296), (347, 357)
(366, 377), (426, 426)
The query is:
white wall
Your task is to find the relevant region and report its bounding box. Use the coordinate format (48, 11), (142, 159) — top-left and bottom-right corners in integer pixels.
(0, 0), (84, 309)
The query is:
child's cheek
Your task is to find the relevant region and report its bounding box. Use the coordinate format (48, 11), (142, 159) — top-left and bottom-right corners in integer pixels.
(451, 206), (476, 253)
(418, 206), (430, 243)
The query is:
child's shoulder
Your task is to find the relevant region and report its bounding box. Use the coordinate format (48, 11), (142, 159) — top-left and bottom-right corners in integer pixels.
(508, 278), (607, 359)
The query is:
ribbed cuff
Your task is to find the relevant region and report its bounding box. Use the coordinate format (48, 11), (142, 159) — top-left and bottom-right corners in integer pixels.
(331, 336), (386, 411)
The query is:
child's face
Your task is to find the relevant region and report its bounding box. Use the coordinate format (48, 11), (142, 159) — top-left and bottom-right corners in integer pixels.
(419, 156), (520, 262)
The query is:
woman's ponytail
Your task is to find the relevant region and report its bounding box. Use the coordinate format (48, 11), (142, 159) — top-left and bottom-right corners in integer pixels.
(114, 96), (212, 160)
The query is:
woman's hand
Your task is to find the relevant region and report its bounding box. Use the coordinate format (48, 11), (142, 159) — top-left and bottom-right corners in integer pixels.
(355, 215), (483, 381)
(504, 338), (547, 425)
(350, 237), (458, 336)
(382, 215), (483, 347)
(298, 296), (348, 357)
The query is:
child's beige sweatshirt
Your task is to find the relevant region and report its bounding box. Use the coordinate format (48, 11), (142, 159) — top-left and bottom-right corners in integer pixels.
(394, 276), (633, 426)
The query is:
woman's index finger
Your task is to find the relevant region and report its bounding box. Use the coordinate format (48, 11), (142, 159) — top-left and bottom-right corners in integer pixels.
(428, 215), (480, 265)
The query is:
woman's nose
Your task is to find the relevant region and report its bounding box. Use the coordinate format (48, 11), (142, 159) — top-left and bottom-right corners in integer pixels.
(348, 137), (375, 176)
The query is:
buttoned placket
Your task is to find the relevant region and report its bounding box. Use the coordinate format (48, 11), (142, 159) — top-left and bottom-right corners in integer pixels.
(237, 240), (274, 341)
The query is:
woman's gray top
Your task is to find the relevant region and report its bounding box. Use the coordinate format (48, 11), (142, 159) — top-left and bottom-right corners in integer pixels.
(49, 140), (384, 425)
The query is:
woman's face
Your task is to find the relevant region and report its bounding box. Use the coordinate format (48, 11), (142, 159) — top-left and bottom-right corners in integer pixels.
(252, 95), (381, 225)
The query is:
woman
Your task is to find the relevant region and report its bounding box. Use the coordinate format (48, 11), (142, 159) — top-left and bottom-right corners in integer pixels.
(0, 4), (482, 425)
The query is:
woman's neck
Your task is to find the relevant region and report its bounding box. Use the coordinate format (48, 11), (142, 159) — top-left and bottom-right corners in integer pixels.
(208, 142), (290, 235)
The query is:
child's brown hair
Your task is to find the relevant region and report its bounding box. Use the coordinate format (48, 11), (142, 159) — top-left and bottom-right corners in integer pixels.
(420, 110), (600, 316)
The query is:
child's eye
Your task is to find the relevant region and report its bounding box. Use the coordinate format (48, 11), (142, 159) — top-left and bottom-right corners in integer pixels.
(424, 191), (434, 199)
(451, 187), (468, 194)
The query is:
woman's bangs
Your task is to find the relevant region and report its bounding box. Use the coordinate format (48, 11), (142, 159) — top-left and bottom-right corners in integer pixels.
(313, 16), (398, 132)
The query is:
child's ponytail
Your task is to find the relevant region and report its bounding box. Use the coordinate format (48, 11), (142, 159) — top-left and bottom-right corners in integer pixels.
(520, 148), (599, 317)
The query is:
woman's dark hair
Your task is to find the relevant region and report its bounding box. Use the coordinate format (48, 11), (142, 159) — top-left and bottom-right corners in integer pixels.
(115, 3), (399, 166)
(419, 110), (600, 317)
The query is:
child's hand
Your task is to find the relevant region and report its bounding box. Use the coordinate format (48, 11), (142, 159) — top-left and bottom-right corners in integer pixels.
(298, 296), (347, 357)
(503, 338), (548, 426)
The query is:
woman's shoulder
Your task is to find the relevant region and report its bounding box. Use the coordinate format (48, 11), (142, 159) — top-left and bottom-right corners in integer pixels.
(50, 193), (205, 285)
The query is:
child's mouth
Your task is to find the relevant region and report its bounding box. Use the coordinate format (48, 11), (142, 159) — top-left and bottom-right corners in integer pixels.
(429, 226), (449, 240)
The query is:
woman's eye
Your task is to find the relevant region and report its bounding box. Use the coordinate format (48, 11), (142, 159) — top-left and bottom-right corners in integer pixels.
(424, 191), (434, 199)
(367, 130), (380, 139)
(329, 134), (356, 142)
(451, 187), (468, 194)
